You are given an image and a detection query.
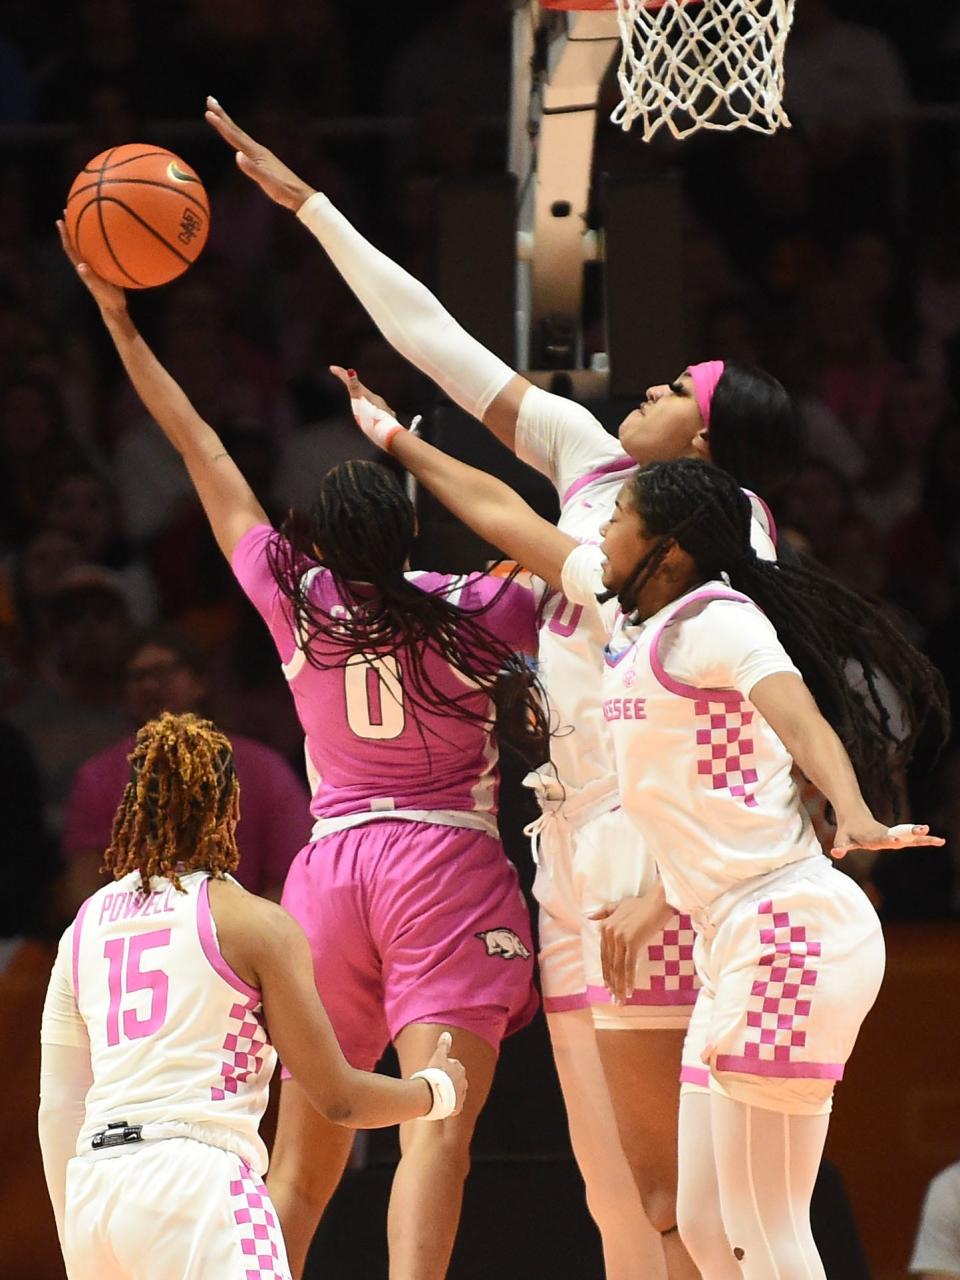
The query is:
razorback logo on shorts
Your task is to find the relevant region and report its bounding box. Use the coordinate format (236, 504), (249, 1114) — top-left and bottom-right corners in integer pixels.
(476, 928), (531, 960)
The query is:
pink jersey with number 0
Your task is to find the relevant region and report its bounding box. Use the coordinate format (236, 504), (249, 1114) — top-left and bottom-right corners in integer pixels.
(231, 525), (537, 825)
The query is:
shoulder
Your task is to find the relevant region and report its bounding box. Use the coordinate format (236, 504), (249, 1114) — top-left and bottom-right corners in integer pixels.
(231, 733), (294, 770)
(73, 735), (134, 782)
(210, 879), (306, 971)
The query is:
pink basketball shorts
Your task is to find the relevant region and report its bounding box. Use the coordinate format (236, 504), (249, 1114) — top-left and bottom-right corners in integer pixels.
(281, 819), (539, 1070)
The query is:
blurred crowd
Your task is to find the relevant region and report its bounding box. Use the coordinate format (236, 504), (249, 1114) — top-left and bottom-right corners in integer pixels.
(0, 0), (959, 952)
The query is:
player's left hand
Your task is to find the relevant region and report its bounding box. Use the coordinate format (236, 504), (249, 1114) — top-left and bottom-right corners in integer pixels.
(589, 894), (672, 1004)
(329, 365), (397, 419)
(57, 219), (126, 315)
(831, 821), (944, 859)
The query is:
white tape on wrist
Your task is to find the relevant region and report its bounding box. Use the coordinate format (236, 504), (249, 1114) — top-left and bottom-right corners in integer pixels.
(350, 397), (405, 451)
(410, 1067), (457, 1120)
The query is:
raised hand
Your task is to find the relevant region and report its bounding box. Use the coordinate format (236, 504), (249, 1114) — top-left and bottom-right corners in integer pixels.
(204, 96), (315, 212)
(57, 219), (126, 316)
(329, 364), (397, 419)
(831, 821), (944, 859)
(426, 1031), (467, 1118)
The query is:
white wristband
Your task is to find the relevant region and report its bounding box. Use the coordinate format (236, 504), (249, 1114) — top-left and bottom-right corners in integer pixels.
(410, 1067), (457, 1121)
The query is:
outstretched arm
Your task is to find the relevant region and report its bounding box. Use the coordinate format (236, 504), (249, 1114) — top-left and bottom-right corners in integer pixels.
(58, 221), (268, 560)
(204, 97), (530, 449)
(749, 673), (943, 857)
(340, 379), (576, 589)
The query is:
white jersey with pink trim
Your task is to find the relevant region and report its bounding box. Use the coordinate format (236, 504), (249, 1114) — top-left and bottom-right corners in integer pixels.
(232, 525), (536, 830)
(516, 386), (777, 808)
(56, 871), (276, 1170)
(560, 568), (823, 921)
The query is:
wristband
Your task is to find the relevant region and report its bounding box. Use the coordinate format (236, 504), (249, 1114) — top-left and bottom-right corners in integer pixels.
(350, 396), (406, 452)
(410, 1067), (458, 1120)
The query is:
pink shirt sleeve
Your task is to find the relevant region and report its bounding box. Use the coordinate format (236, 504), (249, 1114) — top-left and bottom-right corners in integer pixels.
(61, 749), (127, 859)
(230, 524), (304, 665)
(247, 750), (312, 888)
(460, 574), (538, 656)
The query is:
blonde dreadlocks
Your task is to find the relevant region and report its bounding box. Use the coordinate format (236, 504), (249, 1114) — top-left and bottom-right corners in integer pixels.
(103, 712), (240, 892)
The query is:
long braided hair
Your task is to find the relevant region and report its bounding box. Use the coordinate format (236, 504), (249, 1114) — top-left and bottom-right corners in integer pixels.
(103, 712), (240, 892)
(266, 459), (549, 757)
(613, 459), (950, 815)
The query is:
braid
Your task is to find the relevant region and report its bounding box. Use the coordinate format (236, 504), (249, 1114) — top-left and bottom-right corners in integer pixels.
(626, 460), (951, 816)
(266, 459), (550, 760)
(103, 712), (240, 892)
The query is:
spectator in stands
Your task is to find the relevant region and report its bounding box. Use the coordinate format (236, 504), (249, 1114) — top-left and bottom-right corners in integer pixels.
(0, 719), (65, 1280)
(8, 564), (132, 831)
(0, 528), (84, 705)
(61, 624), (310, 912)
(784, 0), (911, 133)
(41, 466), (157, 624)
(910, 1161), (960, 1279)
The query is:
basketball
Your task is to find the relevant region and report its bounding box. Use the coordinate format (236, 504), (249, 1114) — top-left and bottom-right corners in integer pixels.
(65, 144), (210, 289)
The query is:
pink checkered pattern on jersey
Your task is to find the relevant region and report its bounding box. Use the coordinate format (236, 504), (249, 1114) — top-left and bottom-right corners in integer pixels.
(645, 914), (698, 997)
(693, 697), (758, 808)
(743, 898), (820, 1065)
(212, 996), (268, 1102)
(230, 1160), (289, 1279)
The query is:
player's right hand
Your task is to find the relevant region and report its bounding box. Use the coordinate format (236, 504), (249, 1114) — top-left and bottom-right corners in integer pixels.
(204, 97), (316, 213)
(56, 219), (126, 316)
(589, 892), (673, 1004)
(427, 1031), (467, 1118)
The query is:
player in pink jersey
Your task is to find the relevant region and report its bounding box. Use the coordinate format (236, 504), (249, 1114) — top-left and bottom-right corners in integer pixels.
(205, 98), (801, 1280)
(342, 403), (949, 1279)
(39, 712), (467, 1280)
(59, 225), (542, 1280)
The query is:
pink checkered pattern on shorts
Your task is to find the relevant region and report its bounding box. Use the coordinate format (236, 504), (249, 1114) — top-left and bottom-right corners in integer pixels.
(645, 915), (698, 997)
(230, 1160), (288, 1279)
(212, 997), (268, 1102)
(742, 898), (820, 1065)
(693, 697), (758, 808)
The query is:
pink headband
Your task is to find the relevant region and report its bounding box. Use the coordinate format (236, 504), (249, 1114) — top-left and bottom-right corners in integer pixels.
(688, 360), (725, 429)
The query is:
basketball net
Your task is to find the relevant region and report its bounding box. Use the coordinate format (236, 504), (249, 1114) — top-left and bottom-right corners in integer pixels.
(610, 0), (796, 141)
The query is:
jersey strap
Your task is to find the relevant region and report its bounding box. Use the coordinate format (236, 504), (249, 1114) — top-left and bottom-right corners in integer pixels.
(562, 453), (636, 508)
(648, 587), (754, 702)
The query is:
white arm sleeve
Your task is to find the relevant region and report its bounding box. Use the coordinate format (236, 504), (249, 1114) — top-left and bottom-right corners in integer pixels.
(39, 927), (92, 1251)
(297, 194), (515, 420)
(561, 543), (620, 632)
(516, 385), (627, 498)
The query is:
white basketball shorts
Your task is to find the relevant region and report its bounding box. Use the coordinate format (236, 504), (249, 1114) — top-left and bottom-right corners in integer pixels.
(680, 860), (885, 1116)
(63, 1137), (291, 1279)
(534, 804), (699, 1030)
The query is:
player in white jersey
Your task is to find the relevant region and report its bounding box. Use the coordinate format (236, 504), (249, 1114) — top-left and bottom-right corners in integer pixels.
(203, 98), (800, 1280)
(39, 713), (467, 1280)
(341, 411), (948, 1279)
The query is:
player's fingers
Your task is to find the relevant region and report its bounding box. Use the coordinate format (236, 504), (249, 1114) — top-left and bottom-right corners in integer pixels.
(623, 942), (636, 1000)
(436, 1031), (452, 1054)
(329, 364), (350, 389)
(56, 219), (76, 263)
(205, 97), (252, 147)
(609, 931), (626, 1002)
(587, 903), (614, 921)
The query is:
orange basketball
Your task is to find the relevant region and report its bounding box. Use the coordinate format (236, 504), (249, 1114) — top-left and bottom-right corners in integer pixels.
(65, 144), (210, 289)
